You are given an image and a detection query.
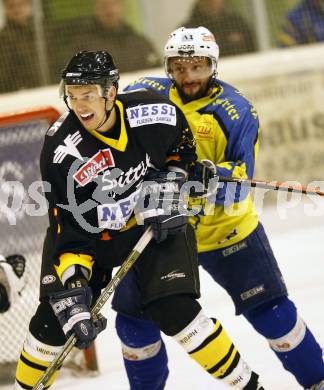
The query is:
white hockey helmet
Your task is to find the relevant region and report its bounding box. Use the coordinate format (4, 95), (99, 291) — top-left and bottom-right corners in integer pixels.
(164, 26), (219, 79)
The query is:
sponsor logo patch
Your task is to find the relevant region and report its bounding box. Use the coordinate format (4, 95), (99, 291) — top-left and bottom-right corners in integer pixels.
(126, 103), (177, 128)
(274, 342), (291, 350)
(80, 323), (88, 336)
(74, 148), (115, 186)
(222, 241), (248, 257)
(178, 44), (195, 51)
(240, 285), (265, 301)
(217, 228), (238, 245)
(160, 269), (186, 281)
(36, 347), (58, 357)
(122, 340), (161, 361)
(66, 72), (82, 76)
(42, 274), (56, 284)
(52, 297), (75, 314)
(179, 329), (198, 345)
(202, 34), (215, 42)
(231, 376), (244, 386)
(122, 351), (140, 361)
(181, 33), (194, 41)
(97, 189), (140, 230)
(70, 307), (83, 316)
(196, 125), (212, 138)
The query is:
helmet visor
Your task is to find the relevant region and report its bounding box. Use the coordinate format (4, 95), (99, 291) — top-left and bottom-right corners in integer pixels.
(166, 56), (214, 80)
(59, 80), (106, 98)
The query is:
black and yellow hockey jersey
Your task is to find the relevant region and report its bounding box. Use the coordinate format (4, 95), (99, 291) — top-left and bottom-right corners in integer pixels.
(125, 77), (260, 252)
(41, 89), (196, 264)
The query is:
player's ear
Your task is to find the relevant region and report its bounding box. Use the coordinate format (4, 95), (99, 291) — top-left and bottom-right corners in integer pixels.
(107, 86), (117, 101)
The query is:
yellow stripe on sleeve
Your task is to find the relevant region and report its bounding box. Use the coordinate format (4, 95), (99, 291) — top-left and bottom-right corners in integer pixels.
(54, 253), (94, 282)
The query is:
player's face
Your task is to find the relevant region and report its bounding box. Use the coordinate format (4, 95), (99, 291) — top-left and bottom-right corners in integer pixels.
(66, 85), (111, 131)
(168, 57), (212, 103)
(94, 0), (123, 29)
(199, 0), (225, 15)
(5, 0), (32, 25)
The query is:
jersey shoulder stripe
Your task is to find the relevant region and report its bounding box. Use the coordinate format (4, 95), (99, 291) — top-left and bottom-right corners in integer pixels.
(46, 111), (70, 136)
(124, 76), (172, 98)
(118, 87), (172, 105)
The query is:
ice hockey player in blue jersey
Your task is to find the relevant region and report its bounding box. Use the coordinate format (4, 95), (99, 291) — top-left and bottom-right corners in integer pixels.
(112, 27), (324, 390)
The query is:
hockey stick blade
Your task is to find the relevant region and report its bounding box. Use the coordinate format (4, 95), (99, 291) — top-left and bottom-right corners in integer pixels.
(32, 226), (153, 390)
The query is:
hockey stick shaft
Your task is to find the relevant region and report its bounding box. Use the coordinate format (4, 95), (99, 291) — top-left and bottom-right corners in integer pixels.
(217, 176), (324, 197)
(33, 226), (153, 390)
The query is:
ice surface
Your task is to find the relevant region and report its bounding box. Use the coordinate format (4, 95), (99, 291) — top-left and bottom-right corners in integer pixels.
(3, 201), (324, 390)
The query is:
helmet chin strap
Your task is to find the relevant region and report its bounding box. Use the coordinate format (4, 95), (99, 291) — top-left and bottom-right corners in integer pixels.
(207, 73), (218, 89)
(95, 96), (115, 131)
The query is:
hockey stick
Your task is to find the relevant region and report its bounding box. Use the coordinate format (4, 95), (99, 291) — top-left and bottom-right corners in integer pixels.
(217, 175), (324, 197)
(33, 226), (153, 390)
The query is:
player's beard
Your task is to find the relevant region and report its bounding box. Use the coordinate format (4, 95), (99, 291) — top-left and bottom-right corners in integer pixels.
(175, 80), (210, 103)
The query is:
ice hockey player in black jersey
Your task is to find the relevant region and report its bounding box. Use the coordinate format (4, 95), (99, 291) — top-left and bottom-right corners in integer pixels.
(0, 254), (26, 313)
(14, 50), (264, 389)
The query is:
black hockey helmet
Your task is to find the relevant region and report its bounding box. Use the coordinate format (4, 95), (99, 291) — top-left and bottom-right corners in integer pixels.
(60, 50), (119, 97)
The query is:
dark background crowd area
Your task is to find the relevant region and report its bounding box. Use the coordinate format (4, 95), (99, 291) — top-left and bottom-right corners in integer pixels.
(0, 0), (324, 93)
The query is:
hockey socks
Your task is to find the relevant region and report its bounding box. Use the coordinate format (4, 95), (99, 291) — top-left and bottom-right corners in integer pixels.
(245, 296), (324, 388)
(116, 313), (168, 390)
(15, 331), (62, 389)
(174, 310), (261, 389)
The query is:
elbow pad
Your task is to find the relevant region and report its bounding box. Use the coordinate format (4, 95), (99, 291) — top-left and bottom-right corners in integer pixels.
(55, 253), (94, 287)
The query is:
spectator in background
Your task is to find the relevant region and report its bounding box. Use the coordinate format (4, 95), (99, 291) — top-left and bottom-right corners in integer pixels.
(181, 0), (256, 56)
(278, 0), (324, 46)
(53, 0), (160, 74)
(0, 0), (39, 92)
(0, 0), (55, 93)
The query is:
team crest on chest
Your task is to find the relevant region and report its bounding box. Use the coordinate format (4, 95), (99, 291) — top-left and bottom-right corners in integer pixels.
(73, 148), (115, 187)
(53, 131), (83, 163)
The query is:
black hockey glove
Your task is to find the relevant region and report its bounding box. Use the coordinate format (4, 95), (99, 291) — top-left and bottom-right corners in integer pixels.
(188, 159), (218, 198)
(136, 170), (188, 243)
(49, 287), (107, 349)
(0, 254), (26, 313)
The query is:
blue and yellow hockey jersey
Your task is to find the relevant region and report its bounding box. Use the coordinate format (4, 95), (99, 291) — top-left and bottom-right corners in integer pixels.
(124, 77), (260, 252)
